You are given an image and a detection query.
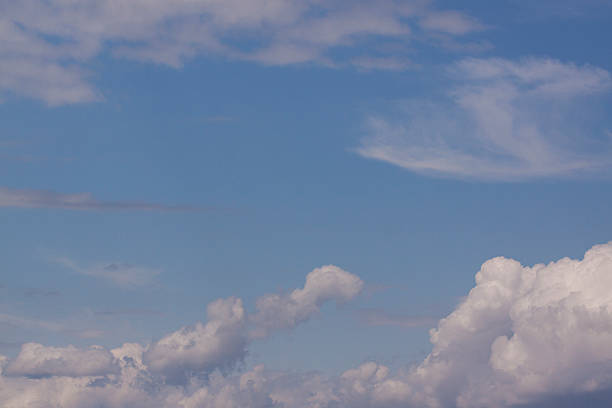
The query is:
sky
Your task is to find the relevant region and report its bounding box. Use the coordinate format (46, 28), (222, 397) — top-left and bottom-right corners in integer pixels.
(1, 0), (612, 407)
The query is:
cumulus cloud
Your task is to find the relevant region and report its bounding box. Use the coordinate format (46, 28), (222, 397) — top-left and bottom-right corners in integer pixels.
(144, 265), (363, 384)
(250, 265), (364, 338)
(0, 0), (484, 104)
(358, 57), (612, 180)
(144, 297), (248, 384)
(4, 246), (612, 407)
(357, 241), (612, 407)
(0, 187), (203, 212)
(4, 343), (118, 378)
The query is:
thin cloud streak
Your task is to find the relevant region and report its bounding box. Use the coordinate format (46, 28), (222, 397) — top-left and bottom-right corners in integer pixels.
(0, 187), (215, 212)
(55, 257), (161, 288)
(0, 313), (101, 339)
(358, 309), (438, 328)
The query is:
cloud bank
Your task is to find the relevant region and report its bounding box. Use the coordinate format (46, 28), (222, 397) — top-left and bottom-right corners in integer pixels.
(0, 0), (484, 105)
(3, 245), (612, 407)
(358, 57), (612, 180)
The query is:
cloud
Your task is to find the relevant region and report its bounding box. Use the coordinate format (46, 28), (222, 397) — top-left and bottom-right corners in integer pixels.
(23, 288), (61, 298)
(144, 297), (248, 384)
(358, 309), (438, 328)
(0, 312), (104, 340)
(351, 56), (414, 72)
(0, 1), (484, 104)
(0, 313), (63, 333)
(56, 257), (161, 288)
(0, 187), (204, 212)
(144, 265), (363, 384)
(357, 57), (612, 180)
(250, 265), (364, 338)
(4, 343), (118, 378)
(94, 309), (163, 317)
(4, 246), (612, 407)
(419, 10), (486, 35)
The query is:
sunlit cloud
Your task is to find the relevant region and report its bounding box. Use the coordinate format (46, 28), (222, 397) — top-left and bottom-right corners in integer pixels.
(358, 57), (612, 180)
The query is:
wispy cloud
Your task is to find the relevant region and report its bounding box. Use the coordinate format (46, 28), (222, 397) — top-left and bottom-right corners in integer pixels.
(0, 187), (208, 212)
(0, 312), (102, 339)
(0, 1), (485, 105)
(0, 313), (63, 332)
(351, 56), (414, 72)
(23, 288), (60, 298)
(419, 10), (487, 35)
(55, 257), (161, 288)
(93, 309), (163, 317)
(357, 308), (438, 328)
(357, 57), (612, 180)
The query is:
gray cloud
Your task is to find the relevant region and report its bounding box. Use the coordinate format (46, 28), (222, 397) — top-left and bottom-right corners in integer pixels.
(358, 309), (438, 328)
(56, 257), (162, 288)
(23, 288), (61, 298)
(0, 187), (206, 212)
(93, 309), (163, 317)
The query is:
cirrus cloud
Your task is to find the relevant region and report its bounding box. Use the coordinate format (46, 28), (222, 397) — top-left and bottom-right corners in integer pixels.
(357, 57), (612, 180)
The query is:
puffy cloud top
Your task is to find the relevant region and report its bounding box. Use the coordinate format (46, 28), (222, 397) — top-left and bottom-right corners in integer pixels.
(3, 249), (612, 407)
(250, 265), (364, 338)
(144, 297), (247, 384)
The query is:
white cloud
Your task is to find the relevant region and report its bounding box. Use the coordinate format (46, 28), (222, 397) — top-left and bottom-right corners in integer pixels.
(4, 246), (612, 407)
(56, 257), (161, 288)
(0, 0), (483, 104)
(143, 265), (363, 384)
(357, 57), (612, 180)
(250, 265), (364, 338)
(4, 343), (118, 378)
(144, 297), (248, 384)
(0, 187), (202, 212)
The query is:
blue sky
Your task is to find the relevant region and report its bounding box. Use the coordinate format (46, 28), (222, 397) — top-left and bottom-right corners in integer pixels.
(1, 1), (612, 407)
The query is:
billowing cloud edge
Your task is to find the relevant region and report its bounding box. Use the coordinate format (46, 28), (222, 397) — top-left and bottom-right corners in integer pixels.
(3, 244), (612, 407)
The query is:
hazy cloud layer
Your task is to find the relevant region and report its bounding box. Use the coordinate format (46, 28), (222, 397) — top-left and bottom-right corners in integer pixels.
(358, 58), (612, 180)
(0, 187), (203, 212)
(3, 246), (612, 407)
(0, 0), (484, 105)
